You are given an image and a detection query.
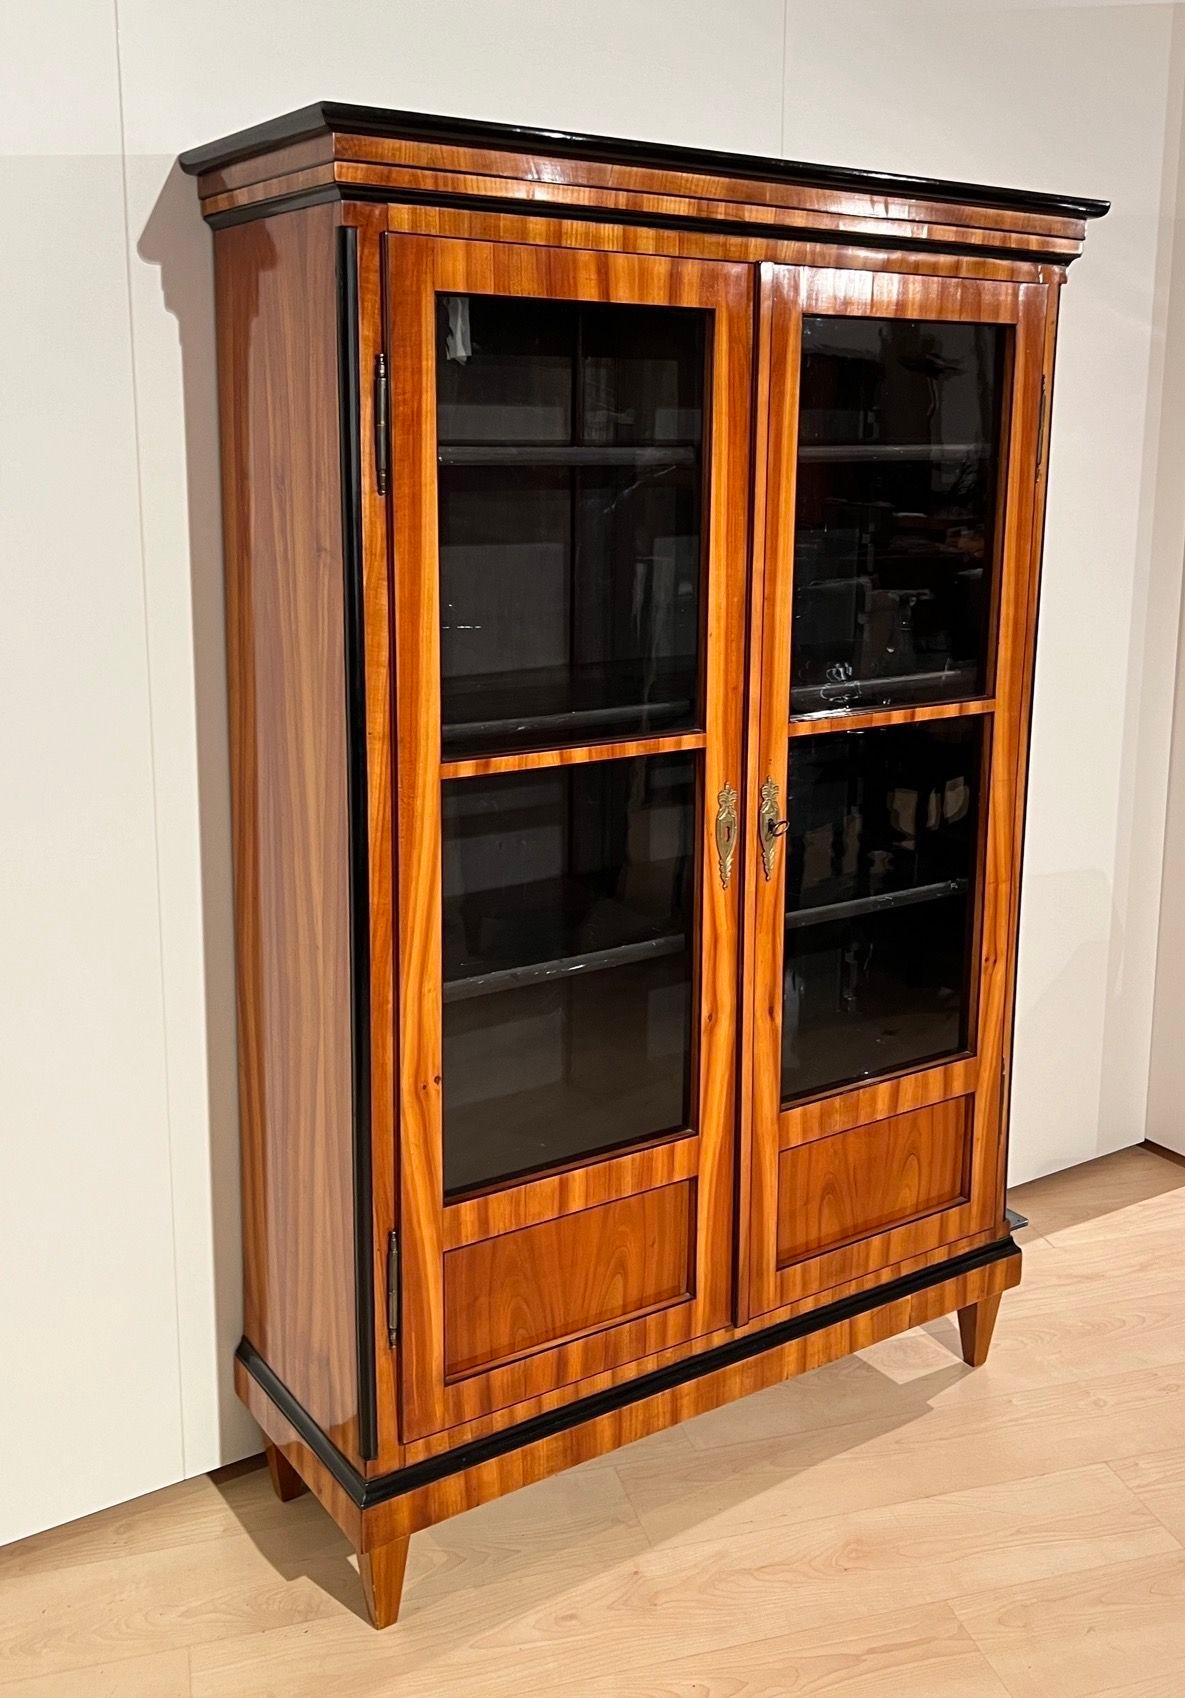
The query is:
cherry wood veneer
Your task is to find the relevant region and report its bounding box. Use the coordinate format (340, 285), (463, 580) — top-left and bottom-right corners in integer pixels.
(186, 102), (1105, 1628)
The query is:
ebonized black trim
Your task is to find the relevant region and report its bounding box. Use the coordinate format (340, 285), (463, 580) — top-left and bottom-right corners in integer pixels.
(238, 1232), (1021, 1509)
(336, 226), (378, 1464)
(180, 100), (1109, 223)
(207, 182), (1085, 269)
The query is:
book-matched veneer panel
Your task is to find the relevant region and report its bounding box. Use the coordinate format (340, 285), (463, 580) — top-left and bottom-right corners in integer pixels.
(776, 1099), (972, 1268)
(443, 1182), (696, 1377)
(215, 205), (364, 1462)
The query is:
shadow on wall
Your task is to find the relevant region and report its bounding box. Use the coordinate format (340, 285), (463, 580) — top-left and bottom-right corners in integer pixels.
(137, 160), (252, 1462)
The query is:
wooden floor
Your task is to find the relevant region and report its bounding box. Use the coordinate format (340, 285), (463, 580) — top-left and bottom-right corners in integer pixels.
(3, 1145), (1185, 1698)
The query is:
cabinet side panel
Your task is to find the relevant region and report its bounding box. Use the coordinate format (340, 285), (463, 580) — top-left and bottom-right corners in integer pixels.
(215, 206), (361, 1460)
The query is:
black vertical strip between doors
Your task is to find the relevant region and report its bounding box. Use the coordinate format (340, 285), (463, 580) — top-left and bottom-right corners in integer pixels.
(336, 225), (378, 1461)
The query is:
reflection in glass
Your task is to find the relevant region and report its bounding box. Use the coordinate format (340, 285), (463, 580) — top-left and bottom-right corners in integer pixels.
(791, 317), (1006, 714)
(436, 295), (707, 756)
(442, 754), (696, 1195)
(781, 720), (982, 1102)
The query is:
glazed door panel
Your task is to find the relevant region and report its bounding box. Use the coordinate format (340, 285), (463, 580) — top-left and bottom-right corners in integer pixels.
(387, 234), (750, 1439)
(743, 266), (1048, 1319)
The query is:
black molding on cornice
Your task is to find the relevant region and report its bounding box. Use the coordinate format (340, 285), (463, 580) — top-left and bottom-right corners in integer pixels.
(204, 182), (1087, 268)
(238, 1232), (1021, 1510)
(179, 102), (1109, 224)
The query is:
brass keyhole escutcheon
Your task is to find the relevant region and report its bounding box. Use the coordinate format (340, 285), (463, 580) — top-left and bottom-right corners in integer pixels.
(715, 783), (738, 889)
(758, 777), (789, 881)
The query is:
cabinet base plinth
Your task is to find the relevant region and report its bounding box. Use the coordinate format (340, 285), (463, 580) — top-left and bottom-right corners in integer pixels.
(236, 1236), (1020, 1628)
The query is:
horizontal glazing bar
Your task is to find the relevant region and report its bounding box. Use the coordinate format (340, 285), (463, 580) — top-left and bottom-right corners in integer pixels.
(791, 666), (981, 716)
(798, 442), (991, 463)
(446, 695), (694, 747)
(786, 879), (969, 932)
(787, 698), (995, 738)
(444, 934), (685, 1003)
(441, 730), (707, 779)
(438, 443), (699, 466)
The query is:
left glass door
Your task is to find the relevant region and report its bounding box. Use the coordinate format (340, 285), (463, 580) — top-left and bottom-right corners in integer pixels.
(386, 235), (751, 1440)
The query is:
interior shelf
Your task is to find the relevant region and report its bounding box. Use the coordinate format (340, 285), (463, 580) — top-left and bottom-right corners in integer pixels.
(437, 443), (699, 467)
(786, 877), (968, 932)
(443, 932), (686, 1003)
(790, 665), (980, 714)
(443, 697), (696, 750)
(797, 442), (992, 463)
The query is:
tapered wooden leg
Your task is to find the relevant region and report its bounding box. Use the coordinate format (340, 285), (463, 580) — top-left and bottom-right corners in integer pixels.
(957, 1294), (1003, 1367)
(264, 1442), (308, 1503)
(359, 1537), (410, 1629)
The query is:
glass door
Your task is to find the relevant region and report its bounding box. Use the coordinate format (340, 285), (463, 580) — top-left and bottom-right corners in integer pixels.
(387, 235), (751, 1439)
(743, 265), (1049, 1319)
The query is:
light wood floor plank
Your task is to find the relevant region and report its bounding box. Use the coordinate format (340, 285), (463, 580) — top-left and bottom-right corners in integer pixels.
(543, 1602), (1015, 1698)
(614, 1359), (1185, 1547)
(1110, 1445), (1185, 1544)
(0, 1650), (191, 1698)
(2, 1147), (1182, 1698)
(951, 1550), (1185, 1698)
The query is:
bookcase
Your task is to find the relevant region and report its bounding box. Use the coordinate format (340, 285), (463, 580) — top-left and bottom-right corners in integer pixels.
(181, 103), (1105, 1626)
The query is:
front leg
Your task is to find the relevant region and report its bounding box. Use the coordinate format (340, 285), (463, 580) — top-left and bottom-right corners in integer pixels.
(359, 1537), (411, 1629)
(957, 1293), (1003, 1367)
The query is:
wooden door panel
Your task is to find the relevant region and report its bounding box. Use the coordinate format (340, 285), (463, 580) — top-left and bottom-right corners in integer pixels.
(387, 231), (751, 1439)
(744, 264), (1048, 1318)
(444, 1182), (696, 1377)
(776, 1099), (971, 1267)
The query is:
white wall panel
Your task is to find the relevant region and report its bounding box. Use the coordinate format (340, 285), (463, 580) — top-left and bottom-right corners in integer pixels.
(0, 5), (185, 1543)
(783, 0), (1184, 1183)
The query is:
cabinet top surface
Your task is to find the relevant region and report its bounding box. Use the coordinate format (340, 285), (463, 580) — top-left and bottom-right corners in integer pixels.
(178, 99), (1109, 223)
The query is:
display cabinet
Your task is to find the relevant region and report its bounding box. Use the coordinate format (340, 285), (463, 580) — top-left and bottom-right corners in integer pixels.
(181, 103), (1106, 1627)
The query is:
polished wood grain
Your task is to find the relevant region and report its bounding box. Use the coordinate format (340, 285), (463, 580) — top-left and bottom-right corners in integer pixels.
(387, 233), (751, 1442)
(382, 198), (1061, 286)
(215, 207), (366, 1463)
(201, 159), (1086, 266)
(442, 1136), (697, 1249)
(192, 114), (1102, 1633)
(744, 265), (1047, 1323)
(327, 130), (1091, 237)
(358, 1540), (410, 1630)
(787, 697), (996, 736)
(358, 1256), (1021, 1554)
(958, 1293), (1004, 1367)
(779, 1056), (979, 1149)
(443, 1184), (695, 1377)
(232, 1354), (362, 1548)
(776, 1100), (971, 1269)
(265, 1442), (307, 1503)
(439, 730), (706, 780)
(191, 121), (1092, 269)
(7, 1150), (1173, 1689)
(345, 203), (402, 1478)
(396, 1220), (1005, 1465)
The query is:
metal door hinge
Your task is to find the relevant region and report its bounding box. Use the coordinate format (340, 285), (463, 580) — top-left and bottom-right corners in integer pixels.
(374, 352), (390, 495)
(386, 1230), (399, 1345)
(1036, 376), (1047, 478)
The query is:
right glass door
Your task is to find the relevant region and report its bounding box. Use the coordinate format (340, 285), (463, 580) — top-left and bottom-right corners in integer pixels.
(744, 265), (1050, 1319)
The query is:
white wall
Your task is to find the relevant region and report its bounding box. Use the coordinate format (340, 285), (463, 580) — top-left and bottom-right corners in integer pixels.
(1147, 14), (1185, 1157)
(2, 0), (1181, 1543)
(783, 1), (1185, 1184)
